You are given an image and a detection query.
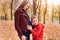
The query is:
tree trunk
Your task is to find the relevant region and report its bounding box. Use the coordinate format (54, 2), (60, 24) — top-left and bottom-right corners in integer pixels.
(11, 0), (13, 20)
(58, 1), (60, 24)
(43, 0), (47, 24)
(38, 0), (41, 21)
(52, 0), (54, 23)
(33, 0), (37, 15)
(3, 4), (7, 21)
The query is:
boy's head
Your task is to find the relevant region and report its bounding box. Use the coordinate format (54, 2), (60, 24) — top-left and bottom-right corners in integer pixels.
(31, 15), (38, 26)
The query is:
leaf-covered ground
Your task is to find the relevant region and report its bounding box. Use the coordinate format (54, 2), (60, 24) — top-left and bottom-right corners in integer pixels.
(0, 21), (60, 40)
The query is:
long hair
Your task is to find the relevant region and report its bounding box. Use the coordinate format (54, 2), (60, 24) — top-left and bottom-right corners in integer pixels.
(18, 0), (29, 8)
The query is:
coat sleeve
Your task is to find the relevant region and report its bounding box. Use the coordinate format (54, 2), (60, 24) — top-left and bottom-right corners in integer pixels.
(30, 24), (44, 37)
(14, 9), (23, 37)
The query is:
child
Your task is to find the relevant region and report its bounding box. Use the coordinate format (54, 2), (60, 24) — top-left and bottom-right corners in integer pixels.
(27, 15), (44, 40)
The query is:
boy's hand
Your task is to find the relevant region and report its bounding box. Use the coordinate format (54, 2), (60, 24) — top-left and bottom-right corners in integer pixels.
(27, 25), (32, 30)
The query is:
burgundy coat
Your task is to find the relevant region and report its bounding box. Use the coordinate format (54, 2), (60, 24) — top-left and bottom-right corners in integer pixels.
(14, 8), (29, 37)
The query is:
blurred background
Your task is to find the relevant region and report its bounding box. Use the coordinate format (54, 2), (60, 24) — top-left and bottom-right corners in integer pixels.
(0, 0), (60, 40)
(0, 0), (60, 24)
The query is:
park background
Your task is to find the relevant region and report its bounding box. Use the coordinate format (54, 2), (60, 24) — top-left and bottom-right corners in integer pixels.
(0, 0), (60, 40)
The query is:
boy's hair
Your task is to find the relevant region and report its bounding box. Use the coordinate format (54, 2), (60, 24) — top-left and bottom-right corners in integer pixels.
(31, 15), (38, 21)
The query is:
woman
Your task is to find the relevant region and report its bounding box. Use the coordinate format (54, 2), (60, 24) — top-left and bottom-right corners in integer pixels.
(14, 0), (32, 40)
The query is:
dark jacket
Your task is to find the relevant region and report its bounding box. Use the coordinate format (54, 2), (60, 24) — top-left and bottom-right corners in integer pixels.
(14, 8), (30, 37)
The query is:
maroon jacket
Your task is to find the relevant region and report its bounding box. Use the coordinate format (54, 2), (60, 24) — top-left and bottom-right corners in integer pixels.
(14, 8), (29, 37)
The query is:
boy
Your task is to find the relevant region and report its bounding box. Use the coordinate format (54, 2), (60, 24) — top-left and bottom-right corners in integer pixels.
(27, 15), (44, 40)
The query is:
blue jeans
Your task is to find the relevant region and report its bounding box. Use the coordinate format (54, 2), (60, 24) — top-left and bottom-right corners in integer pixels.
(23, 30), (30, 40)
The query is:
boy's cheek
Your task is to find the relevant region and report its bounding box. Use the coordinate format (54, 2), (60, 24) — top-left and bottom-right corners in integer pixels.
(32, 22), (35, 25)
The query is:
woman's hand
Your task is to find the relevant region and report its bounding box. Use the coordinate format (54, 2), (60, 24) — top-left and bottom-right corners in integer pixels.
(27, 25), (32, 30)
(21, 35), (27, 40)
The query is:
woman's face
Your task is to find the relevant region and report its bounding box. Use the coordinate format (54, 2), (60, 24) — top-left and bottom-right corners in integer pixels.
(24, 3), (30, 10)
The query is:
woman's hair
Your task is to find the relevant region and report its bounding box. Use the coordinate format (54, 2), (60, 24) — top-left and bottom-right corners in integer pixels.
(19, 0), (29, 8)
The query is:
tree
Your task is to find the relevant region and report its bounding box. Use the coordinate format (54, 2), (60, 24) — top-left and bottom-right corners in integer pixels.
(58, 1), (60, 24)
(52, 0), (54, 23)
(10, 0), (13, 20)
(3, 3), (7, 21)
(33, 0), (37, 15)
(38, 0), (41, 21)
(43, 0), (47, 24)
